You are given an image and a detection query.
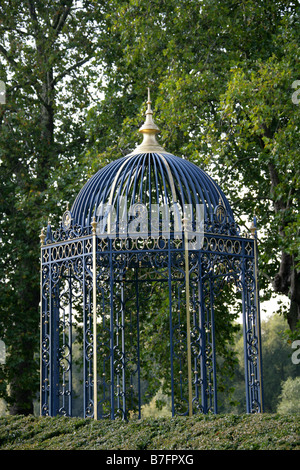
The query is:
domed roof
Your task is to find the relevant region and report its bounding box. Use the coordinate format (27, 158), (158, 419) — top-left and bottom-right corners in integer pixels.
(71, 91), (238, 237)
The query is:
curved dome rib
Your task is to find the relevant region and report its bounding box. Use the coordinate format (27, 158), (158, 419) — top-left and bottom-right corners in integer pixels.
(71, 152), (236, 235)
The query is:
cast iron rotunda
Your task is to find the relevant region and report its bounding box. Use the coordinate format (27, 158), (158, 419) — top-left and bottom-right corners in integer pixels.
(40, 91), (264, 419)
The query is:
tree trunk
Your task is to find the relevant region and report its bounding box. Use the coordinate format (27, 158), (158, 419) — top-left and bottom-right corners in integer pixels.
(1, 0), (91, 417)
(268, 160), (300, 331)
(288, 268), (300, 331)
(7, 64), (55, 416)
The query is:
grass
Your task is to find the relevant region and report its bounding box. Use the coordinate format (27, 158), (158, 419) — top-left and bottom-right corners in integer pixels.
(0, 413), (299, 450)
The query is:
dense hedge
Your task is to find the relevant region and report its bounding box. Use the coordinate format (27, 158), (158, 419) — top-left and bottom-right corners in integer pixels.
(0, 413), (299, 451)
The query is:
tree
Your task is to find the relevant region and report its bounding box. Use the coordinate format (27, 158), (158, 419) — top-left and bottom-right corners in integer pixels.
(212, 36), (300, 332)
(83, 0), (300, 407)
(86, 0), (300, 334)
(260, 315), (299, 412)
(1, 0), (299, 415)
(0, 0), (110, 414)
(220, 314), (299, 413)
(277, 377), (300, 413)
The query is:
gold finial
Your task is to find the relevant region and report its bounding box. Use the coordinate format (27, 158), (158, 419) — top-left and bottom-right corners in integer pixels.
(40, 227), (46, 245)
(139, 88), (160, 134)
(91, 216), (98, 235)
(131, 88), (166, 154)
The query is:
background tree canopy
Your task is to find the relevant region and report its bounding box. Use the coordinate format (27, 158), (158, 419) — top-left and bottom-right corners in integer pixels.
(0, 0), (299, 414)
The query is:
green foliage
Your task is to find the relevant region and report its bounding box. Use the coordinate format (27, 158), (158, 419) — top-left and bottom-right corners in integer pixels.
(0, 0), (110, 413)
(213, 52), (300, 272)
(86, 0), (300, 328)
(277, 377), (300, 414)
(1, 0), (299, 414)
(218, 314), (300, 413)
(0, 413), (299, 450)
(260, 315), (299, 412)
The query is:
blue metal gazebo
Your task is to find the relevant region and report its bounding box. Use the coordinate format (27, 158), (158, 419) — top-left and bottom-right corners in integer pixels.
(40, 91), (264, 419)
